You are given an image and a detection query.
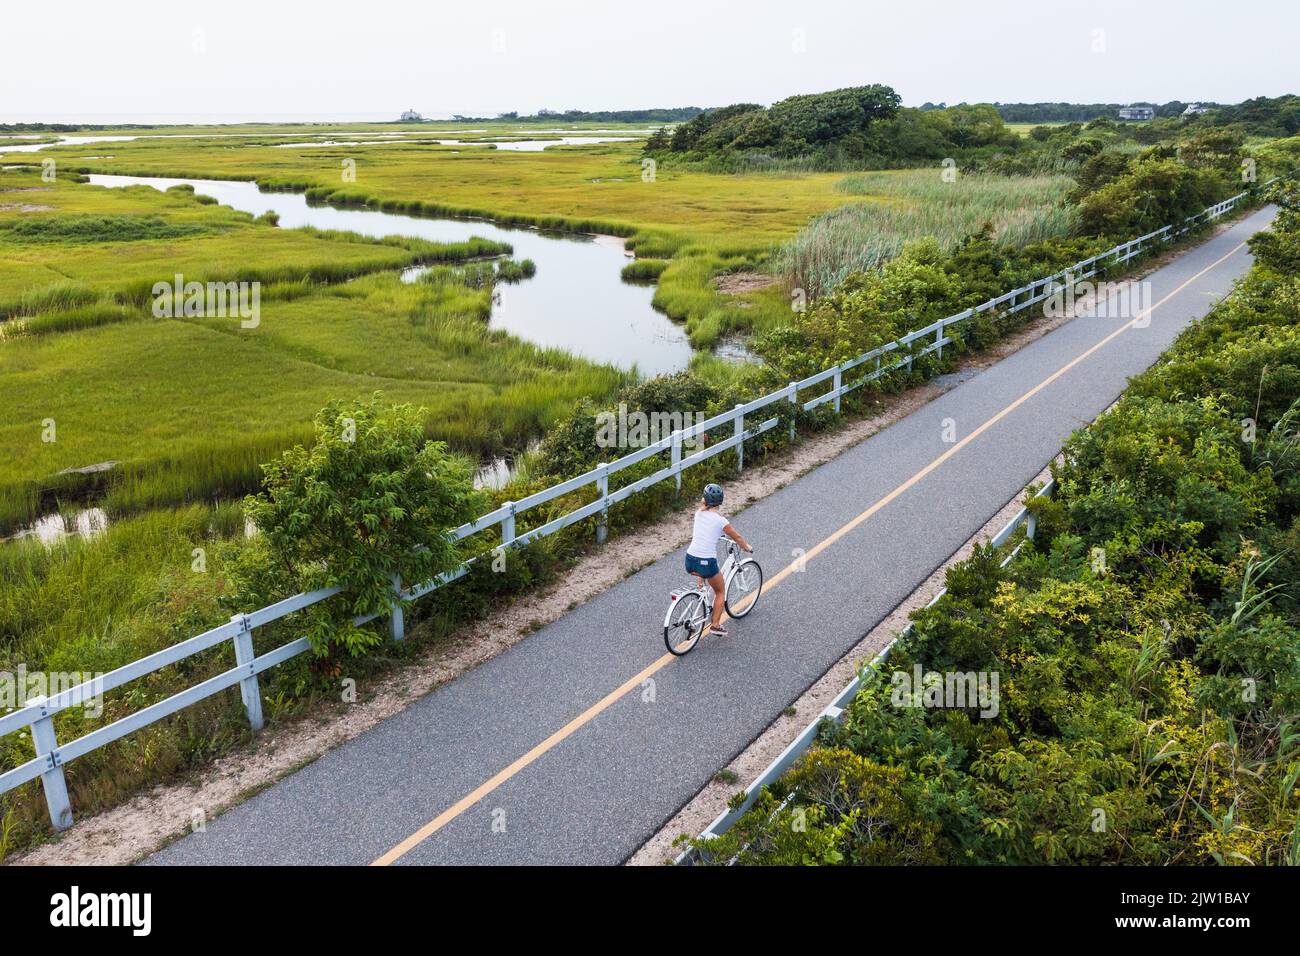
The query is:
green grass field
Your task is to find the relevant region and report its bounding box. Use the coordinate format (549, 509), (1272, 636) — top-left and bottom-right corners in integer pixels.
(12, 132), (855, 252)
(0, 167), (509, 316)
(1004, 121), (1069, 137)
(2, 129), (863, 348)
(0, 127), (1079, 528)
(0, 162), (625, 531)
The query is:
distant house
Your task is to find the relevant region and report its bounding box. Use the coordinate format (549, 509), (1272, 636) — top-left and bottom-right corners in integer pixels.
(1182, 103), (1209, 116)
(1118, 106), (1155, 121)
(400, 108), (423, 122)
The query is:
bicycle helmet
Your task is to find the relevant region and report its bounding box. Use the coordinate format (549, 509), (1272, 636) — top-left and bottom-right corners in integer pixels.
(703, 483), (724, 507)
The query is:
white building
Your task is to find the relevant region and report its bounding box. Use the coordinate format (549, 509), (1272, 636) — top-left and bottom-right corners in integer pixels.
(1118, 106), (1155, 121)
(1182, 103), (1209, 116)
(400, 108), (423, 122)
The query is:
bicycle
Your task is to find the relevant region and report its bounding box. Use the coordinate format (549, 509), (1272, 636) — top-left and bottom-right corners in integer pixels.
(663, 537), (764, 656)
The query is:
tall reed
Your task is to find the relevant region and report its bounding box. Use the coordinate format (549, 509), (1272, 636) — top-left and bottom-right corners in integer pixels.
(778, 171), (1079, 298)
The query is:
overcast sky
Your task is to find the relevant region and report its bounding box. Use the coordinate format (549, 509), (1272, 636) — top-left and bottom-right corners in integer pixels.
(4, 0), (1296, 122)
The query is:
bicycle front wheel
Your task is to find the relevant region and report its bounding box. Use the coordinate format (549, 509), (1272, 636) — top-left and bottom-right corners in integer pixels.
(725, 560), (764, 619)
(665, 591), (707, 656)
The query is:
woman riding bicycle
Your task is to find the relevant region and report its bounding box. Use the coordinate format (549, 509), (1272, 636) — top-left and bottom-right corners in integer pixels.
(685, 483), (751, 636)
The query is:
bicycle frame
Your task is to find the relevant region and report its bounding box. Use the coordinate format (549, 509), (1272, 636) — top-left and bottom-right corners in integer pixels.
(672, 537), (742, 611)
(664, 536), (762, 654)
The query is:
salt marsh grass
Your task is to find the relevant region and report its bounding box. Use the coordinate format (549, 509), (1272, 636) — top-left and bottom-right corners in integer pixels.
(779, 170), (1078, 298)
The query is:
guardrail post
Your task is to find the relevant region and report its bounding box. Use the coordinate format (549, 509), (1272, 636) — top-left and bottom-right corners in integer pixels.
(787, 382), (798, 441)
(832, 367), (842, 413)
(28, 697), (73, 831)
(935, 321), (945, 360)
(671, 430), (682, 494)
(501, 502), (516, 547)
(733, 405), (746, 474)
(230, 613), (264, 731)
(389, 573), (405, 642)
(1025, 509), (1038, 542)
(596, 463), (610, 545)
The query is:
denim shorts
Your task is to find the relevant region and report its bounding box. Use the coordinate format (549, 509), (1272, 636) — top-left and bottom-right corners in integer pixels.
(685, 553), (720, 578)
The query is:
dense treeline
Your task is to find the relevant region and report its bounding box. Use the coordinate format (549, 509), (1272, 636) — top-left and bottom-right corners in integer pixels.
(1202, 94), (1300, 136)
(647, 91), (1300, 172)
(0, 123), (155, 132)
(647, 86), (1021, 170)
(984, 96), (1298, 134)
(694, 181), (1300, 866)
(452, 107), (704, 124)
(1000, 95), (1300, 144)
(987, 101), (1201, 122)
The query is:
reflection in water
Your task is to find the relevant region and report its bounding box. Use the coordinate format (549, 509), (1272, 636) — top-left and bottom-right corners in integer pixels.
(14, 456), (527, 544)
(10, 508), (108, 544)
(89, 174), (693, 375)
(473, 439), (542, 490)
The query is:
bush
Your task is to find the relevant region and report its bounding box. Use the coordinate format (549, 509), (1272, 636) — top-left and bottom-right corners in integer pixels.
(756, 231), (1113, 379)
(1077, 155), (1228, 238)
(535, 372), (728, 479)
(223, 395), (484, 657)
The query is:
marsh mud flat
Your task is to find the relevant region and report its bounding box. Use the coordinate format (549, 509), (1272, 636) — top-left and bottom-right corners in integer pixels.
(87, 174), (692, 375)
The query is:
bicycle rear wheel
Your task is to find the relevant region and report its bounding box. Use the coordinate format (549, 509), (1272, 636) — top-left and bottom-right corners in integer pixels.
(665, 591), (707, 656)
(725, 560), (764, 619)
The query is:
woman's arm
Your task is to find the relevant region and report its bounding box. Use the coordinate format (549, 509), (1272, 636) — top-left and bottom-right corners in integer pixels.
(722, 524), (751, 552)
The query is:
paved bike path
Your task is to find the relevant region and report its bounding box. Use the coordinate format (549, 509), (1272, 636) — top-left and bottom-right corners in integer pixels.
(149, 207), (1274, 865)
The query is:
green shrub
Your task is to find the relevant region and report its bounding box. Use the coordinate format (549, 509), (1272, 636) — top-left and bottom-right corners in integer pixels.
(536, 371), (728, 479)
(1077, 155), (1228, 238)
(222, 395), (485, 658)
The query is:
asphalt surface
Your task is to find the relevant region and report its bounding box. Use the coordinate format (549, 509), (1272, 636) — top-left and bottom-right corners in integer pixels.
(149, 206), (1275, 865)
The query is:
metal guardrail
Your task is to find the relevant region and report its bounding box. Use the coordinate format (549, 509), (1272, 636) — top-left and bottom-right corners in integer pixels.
(0, 179), (1276, 833)
(677, 478), (1057, 865)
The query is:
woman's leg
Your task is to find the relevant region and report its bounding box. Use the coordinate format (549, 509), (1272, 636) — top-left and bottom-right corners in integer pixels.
(708, 572), (726, 628)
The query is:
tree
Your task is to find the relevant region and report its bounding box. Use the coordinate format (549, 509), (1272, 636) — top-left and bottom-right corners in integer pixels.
(644, 126), (670, 153)
(227, 395), (483, 657)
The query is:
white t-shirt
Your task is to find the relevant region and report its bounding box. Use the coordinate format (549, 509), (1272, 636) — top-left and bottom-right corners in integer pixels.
(688, 509), (730, 559)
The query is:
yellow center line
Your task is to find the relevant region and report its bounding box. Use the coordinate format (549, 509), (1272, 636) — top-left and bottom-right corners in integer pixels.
(371, 238), (1248, 866)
